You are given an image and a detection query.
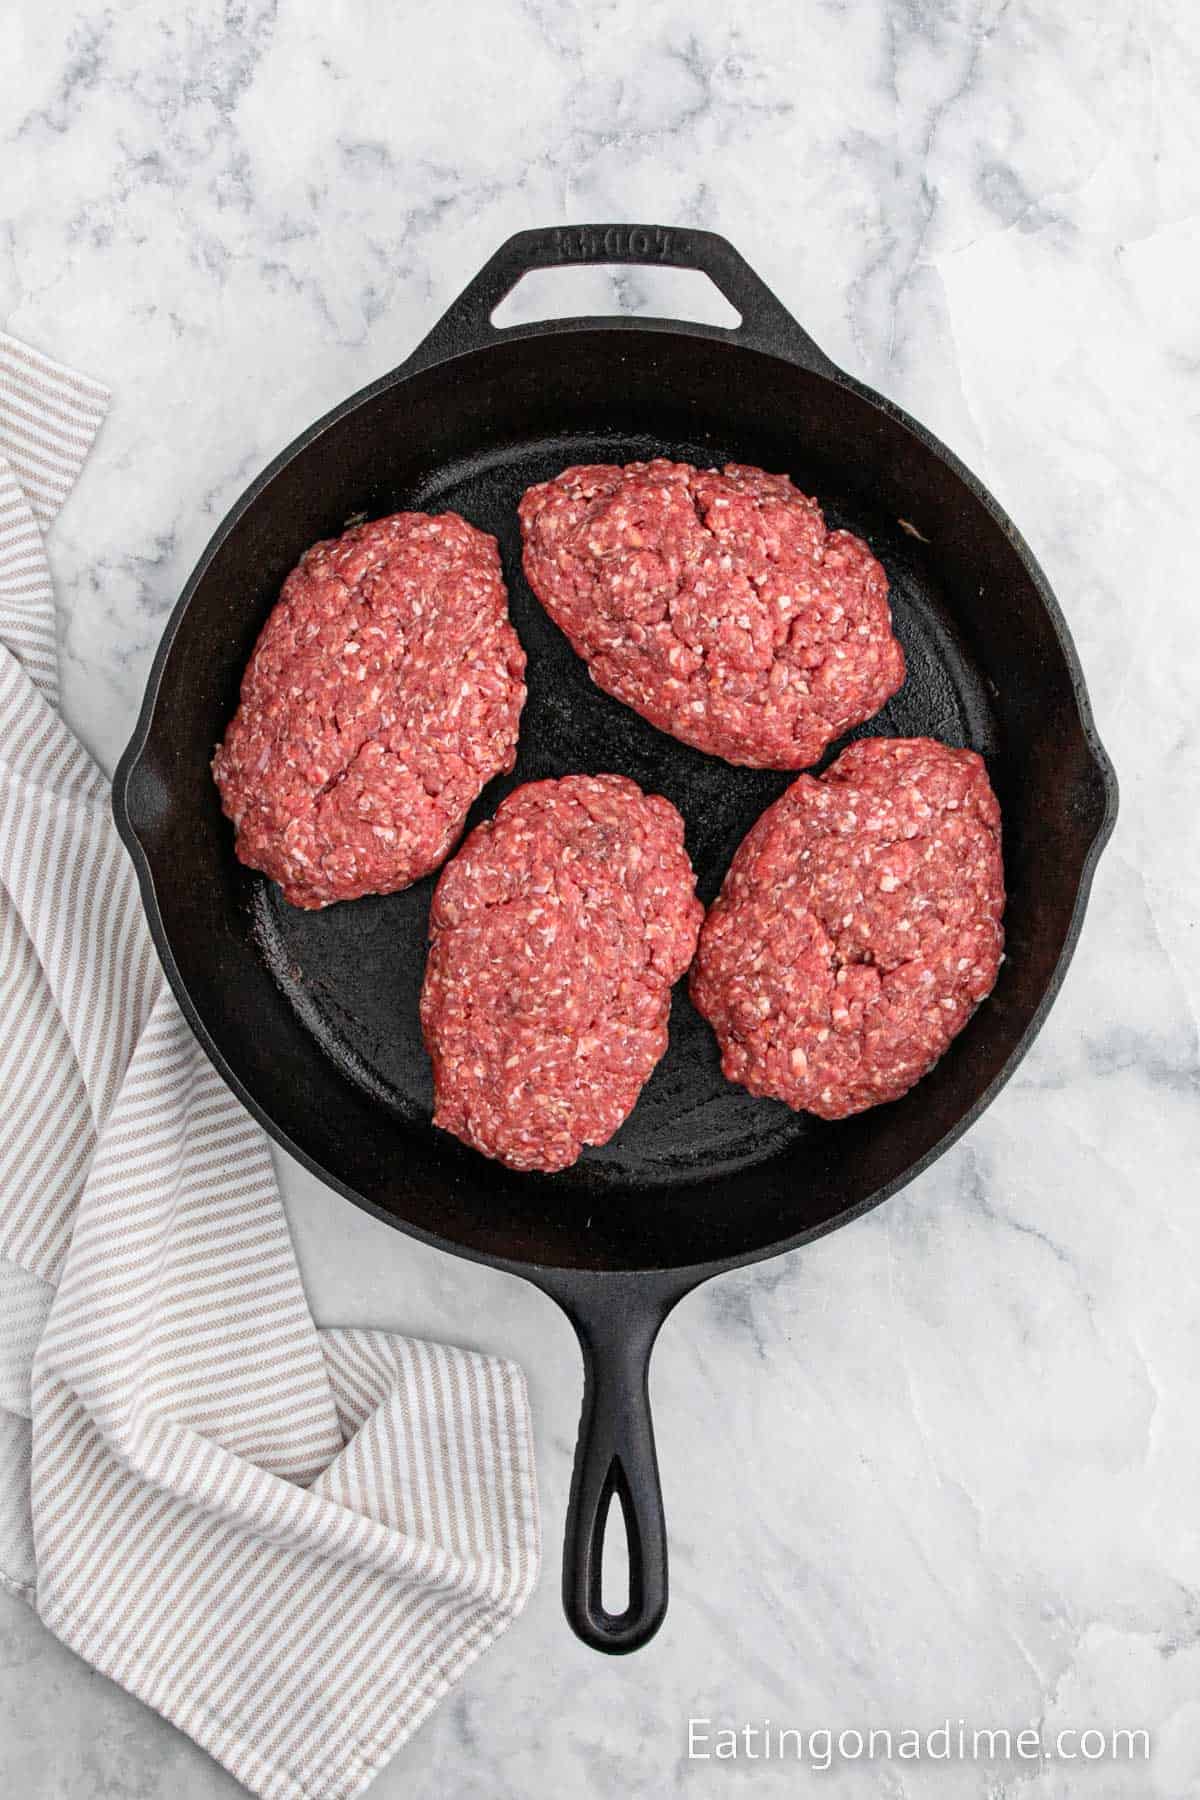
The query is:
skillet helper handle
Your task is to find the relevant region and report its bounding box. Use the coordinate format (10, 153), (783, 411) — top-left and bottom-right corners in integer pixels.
(553, 1276), (680, 1654)
(405, 223), (839, 376)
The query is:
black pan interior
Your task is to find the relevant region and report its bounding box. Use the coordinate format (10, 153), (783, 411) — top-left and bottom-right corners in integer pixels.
(122, 328), (1112, 1271)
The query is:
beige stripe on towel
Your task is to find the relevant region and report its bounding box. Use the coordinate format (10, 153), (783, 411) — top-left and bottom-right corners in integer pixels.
(0, 333), (539, 1800)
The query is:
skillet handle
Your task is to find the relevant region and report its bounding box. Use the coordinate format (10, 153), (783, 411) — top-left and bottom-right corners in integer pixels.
(542, 1269), (692, 1654)
(404, 223), (839, 377)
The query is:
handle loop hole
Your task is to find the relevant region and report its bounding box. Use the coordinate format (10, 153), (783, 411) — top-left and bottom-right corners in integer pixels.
(589, 1456), (643, 1628)
(490, 264), (742, 332)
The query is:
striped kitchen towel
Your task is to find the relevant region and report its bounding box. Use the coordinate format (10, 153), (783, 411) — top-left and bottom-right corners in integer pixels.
(0, 334), (539, 1800)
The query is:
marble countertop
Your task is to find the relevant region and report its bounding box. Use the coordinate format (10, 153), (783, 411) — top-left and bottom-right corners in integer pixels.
(3, 1), (1198, 1795)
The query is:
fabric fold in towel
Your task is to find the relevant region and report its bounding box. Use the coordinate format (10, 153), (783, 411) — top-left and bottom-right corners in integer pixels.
(0, 333), (539, 1800)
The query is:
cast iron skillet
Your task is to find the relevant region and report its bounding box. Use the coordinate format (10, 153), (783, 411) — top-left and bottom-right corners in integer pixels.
(113, 225), (1117, 1654)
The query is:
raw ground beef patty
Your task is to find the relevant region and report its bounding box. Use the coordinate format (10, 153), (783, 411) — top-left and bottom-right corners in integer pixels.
(690, 738), (1004, 1118)
(420, 774), (702, 1172)
(212, 512), (526, 909)
(518, 459), (904, 769)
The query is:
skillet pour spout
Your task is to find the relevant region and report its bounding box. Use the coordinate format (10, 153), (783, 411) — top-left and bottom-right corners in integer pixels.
(114, 224), (1118, 1652)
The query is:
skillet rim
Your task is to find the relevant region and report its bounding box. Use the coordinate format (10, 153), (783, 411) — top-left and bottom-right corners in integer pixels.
(111, 317), (1120, 1285)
